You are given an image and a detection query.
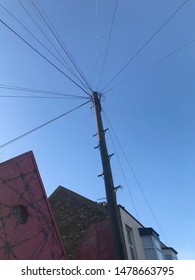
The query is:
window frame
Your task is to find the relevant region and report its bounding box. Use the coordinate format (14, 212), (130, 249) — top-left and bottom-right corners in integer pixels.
(125, 225), (136, 260)
(141, 235), (164, 260)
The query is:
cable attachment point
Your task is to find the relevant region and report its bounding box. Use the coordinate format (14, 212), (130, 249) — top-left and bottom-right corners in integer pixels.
(93, 133), (97, 137)
(94, 145), (100, 149)
(108, 153), (114, 159)
(104, 128), (109, 133)
(114, 185), (123, 193)
(98, 173), (104, 178)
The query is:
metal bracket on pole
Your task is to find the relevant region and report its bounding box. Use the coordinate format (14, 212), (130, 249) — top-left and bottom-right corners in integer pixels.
(104, 128), (109, 133)
(97, 173), (104, 178)
(114, 185), (123, 193)
(108, 153), (114, 159)
(94, 145), (100, 149)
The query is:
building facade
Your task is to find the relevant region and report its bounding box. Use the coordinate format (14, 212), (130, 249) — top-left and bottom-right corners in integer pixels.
(49, 186), (177, 260)
(120, 207), (177, 260)
(49, 186), (114, 259)
(0, 152), (67, 260)
(0, 151), (177, 260)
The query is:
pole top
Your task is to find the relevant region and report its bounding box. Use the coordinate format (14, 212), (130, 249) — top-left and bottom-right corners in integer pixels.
(92, 92), (102, 111)
(92, 91), (101, 97)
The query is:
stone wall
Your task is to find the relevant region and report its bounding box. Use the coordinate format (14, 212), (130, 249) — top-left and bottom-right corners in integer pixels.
(49, 186), (108, 259)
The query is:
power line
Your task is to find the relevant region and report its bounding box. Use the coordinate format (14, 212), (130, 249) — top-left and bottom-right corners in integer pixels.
(0, 83), (89, 99)
(102, 109), (140, 220)
(101, 0), (190, 92)
(29, 0), (76, 72)
(95, 0), (99, 90)
(0, 2), (91, 96)
(30, 0), (93, 93)
(98, 0), (118, 91)
(103, 110), (168, 244)
(0, 100), (90, 149)
(0, 17), (91, 97)
(0, 2), (79, 87)
(17, 0), (90, 93)
(104, 39), (195, 94)
(0, 95), (86, 100)
(22, 0), (74, 75)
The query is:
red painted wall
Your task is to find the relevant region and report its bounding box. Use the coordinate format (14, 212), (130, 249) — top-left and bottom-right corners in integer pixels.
(0, 151), (67, 260)
(75, 219), (116, 259)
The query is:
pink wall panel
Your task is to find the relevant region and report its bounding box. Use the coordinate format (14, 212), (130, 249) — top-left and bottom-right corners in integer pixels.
(0, 151), (67, 260)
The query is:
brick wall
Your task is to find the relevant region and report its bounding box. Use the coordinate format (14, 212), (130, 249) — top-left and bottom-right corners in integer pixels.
(49, 186), (110, 259)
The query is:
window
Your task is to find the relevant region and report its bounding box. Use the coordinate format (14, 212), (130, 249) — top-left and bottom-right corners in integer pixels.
(12, 205), (28, 224)
(141, 236), (164, 260)
(154, 239), (164, 260)
(144, 248), (156, 259)
(165, 254), (172, 260)
(126, 226), (135, 259)
(142, 236), (156, 260)
(162, 249), (178, 260)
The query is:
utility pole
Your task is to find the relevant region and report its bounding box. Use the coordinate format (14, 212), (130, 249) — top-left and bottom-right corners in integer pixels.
(92, 92), (127, 260)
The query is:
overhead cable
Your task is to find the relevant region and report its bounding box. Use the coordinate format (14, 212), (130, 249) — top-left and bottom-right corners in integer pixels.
(0, 83), (89, 99)
(103, 110), (168, 244)
(0, 2), (78, 85)
(0, 2), (91, 96)
(102, 0), (190, 92)
(98, 0), (118, 91)
(30, 0), (93, 93)
(95, 0), (99, 90)
(17, 0), (90, 92)
(20, 0), (75, 74)
(0, 95), (86, 99)
(104, 39), (195, 94)
(0, 100), (90, 149)
(0, 18), (91, 96)
(102, 109), (140, 220)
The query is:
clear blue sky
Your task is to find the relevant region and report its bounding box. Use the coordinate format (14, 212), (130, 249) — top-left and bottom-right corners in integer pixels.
(0, 0), (194, 260)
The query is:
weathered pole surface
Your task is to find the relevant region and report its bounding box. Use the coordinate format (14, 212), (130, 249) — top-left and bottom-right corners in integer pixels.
(92, 92), (127, 260)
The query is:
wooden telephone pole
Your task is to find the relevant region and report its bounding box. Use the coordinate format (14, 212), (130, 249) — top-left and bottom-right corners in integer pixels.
(92, 92), (127, 260)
